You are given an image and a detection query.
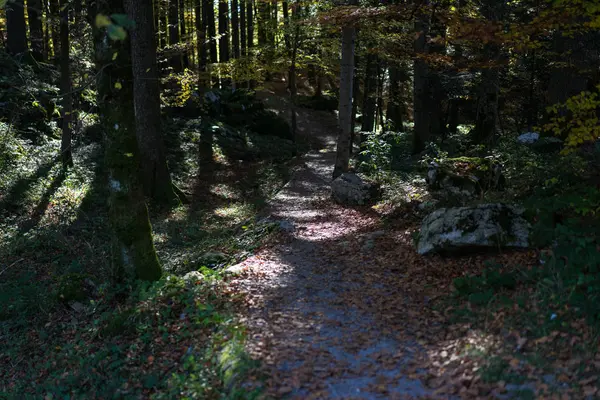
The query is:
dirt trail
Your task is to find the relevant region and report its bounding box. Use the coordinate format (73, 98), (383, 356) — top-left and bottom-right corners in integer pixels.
(227, 91), (433, 399)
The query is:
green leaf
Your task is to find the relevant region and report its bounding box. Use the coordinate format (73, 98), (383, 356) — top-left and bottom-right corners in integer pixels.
(107, 24), (127, 41)
(111, 13), (136, 29)
(95, 14), (111, 28)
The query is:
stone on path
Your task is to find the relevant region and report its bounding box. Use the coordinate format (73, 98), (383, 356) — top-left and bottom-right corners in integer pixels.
(331, 173), (379, 206)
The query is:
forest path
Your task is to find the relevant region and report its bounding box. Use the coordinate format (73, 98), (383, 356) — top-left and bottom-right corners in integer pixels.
(227, 84), (434, 399)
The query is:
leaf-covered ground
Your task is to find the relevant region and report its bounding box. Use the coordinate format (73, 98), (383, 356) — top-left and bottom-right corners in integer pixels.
(223, 96), (600, 399)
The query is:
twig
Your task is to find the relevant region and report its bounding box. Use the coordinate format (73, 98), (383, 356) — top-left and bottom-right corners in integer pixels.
(0, 258), (24, 277)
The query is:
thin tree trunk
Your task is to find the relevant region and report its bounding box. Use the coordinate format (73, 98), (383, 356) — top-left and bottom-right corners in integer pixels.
(333, 8), (357, 179)
(49, 0), (60, 57)
(59, 0), (73, 167)
(361, 53), (377, 135)
(386, 64), (404, 131)
(180, 0), (189, 68)
(246, 0), (253, 50)
(412, 8), (431, 154)
(257, 0), (267, 46)
(240, 0), (246, 56)
(93, 0), (163, 282)
(196, 0), (209, 90)
(27, 0), (45, 60)
(232, 0), (240, 59)
(7, 0), (28, 55)
(169, 0), (182, 71)
(218, 0), (230, 87)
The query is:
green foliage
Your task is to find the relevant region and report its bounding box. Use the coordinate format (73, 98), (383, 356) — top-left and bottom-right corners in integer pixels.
(543, 86), (600, 153)
(55, 272), (88, 302)
(360, 131), (405, 178)
(454, 264), (518, 305)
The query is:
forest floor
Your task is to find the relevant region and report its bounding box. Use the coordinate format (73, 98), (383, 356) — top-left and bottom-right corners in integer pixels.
(223, 85), (597, 399)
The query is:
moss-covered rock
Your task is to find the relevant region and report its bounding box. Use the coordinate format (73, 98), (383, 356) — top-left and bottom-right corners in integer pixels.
(56, 273), (88, 302)
(417, 203), (530, 255)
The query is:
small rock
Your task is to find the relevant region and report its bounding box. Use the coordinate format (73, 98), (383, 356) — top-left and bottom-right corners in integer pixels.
(69, 302), (85, 313)
(517, 132), (540, 144)
(183, 271), (204, 288)
(331, 173), (380, 206)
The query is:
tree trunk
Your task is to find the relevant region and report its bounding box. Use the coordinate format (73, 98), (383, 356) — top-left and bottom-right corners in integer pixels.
(473, 2), (502, 144)
(289, 9), (300, 142)
(92, 0), (163, 282)
(196, 0), (209, 89)
(125, 0), (180, 205)
(179, 0), (189, 68)
(361, 53), (377, 135)
(246, 0), (253, 50)
(59, 0), (73, 168)
(257, 0), (267, 46)
(27, 0), (45, 60)
(218, 0), (230, 63)
(49, 0), (60, 57)
(412, 9), (431, 154)
(386, 64), (404, 131)
(169, 0), (182, 71)
(7, 0), (28, 55)
(333, 11), (357, 179)
(240, 0), (246, 56)
(232, 0), (240, 58)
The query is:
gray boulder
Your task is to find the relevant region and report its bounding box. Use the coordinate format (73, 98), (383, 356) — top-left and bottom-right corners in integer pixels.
(331, 173), (379, 205)
(417, 204), (530, 255)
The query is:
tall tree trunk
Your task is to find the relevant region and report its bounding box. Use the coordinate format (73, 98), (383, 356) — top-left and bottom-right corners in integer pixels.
(196, 0), (209, 89)
(207, 0), (218, 63)
(246, 0), (253, 50)
(361, 53), (377, 134)
(49, 0), (60, 57)
(27, 0), (45, 60)
(231, 0), (240, 59)
(125, 0), (180, 205)
(218, 0), (230, 86)
(282, 1), (291, 51)
(42, 0), (50, 58)
(257, 0), (267, 46)
(7, 0), (28, 55)
(179, 0), (189, 68)
(169, 0), (182, 71)
(92, 0), (163, 282)
(386, 63), (404, 131)
(240, 0), (246, 56)
(59, 0), (73, 167)
(473, 2), (502, 144)
(350, 49), (360, 152)
(333, 4), (357, 179)
(412, 8), (431, 154)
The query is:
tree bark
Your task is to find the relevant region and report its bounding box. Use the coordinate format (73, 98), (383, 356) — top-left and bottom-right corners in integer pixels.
(179, 0), (189, 68)
(246, 0), (253, 50)
(59, 0), (73, 168)
(240, 0), (246, 56)
(361, 53), (377, 134)
(232, 0), (240, 59)
(386, 64), (404, 131)
(333, 5), (357, 179)
(207, 0), (218, 63)
(125, 0), (179, 205)
(169, 0), (182, 71)
(49, 0), (60, 57)
(7, 0), (28, 55)
(27, 0), (45, 60)
(218, 0), (230, 63)
(93, 0), (163, 282)
(412, 9), (431, 154)
(473, 2), (502, 144)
